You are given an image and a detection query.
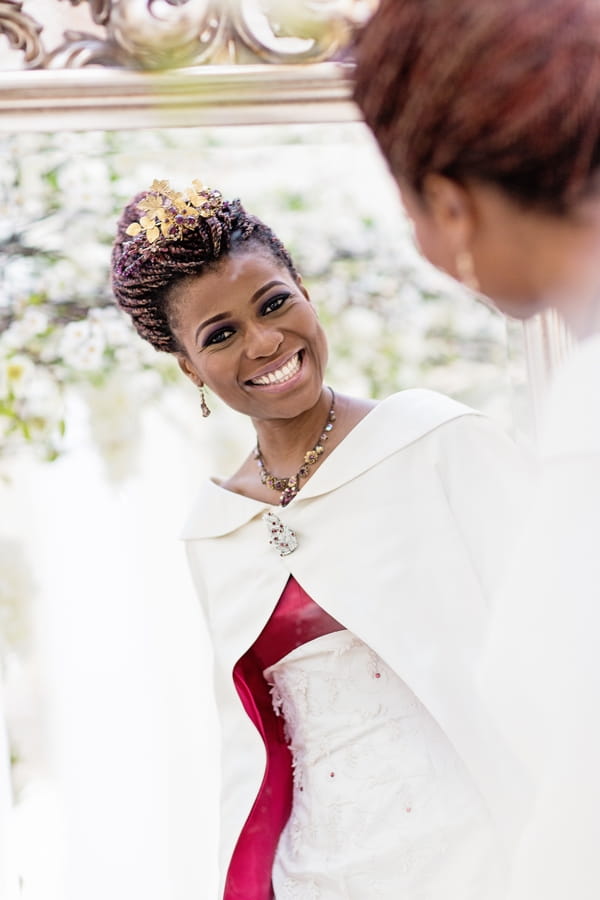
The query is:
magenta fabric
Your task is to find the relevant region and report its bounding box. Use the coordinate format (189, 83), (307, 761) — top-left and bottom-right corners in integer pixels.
(225, 577), (345, 899)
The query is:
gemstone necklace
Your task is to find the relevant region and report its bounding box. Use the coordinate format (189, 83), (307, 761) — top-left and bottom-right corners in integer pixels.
(254, 387), (336, 507)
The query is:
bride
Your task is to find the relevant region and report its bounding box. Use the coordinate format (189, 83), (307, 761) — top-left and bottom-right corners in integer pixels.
(112, 178), (529, 898)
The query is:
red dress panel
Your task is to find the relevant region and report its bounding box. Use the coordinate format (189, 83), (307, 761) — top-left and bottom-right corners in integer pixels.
(224, 576), (345, 900)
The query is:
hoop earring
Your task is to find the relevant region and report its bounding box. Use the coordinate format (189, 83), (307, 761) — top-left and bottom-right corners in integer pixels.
(199, 385), (211, 418)
(456, 249), (480, 293)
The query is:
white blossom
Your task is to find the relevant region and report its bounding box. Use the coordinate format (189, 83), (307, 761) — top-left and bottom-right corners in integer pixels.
(59, 320), (106, 372)
(339, 306), (383, 342)
(57, 158), (112, 211)
(20, 371), (61, 421)
(38, 259), (79, 303)
(1, 354), (36, 398)
(88, 308), (133, 346)
(3, 257), (39, 303)
(1, 308), (49, 351)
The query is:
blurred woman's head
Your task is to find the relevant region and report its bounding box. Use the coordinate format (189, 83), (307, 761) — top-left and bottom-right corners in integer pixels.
(354, 0), (600, 326)
(354, 0), (600, 213)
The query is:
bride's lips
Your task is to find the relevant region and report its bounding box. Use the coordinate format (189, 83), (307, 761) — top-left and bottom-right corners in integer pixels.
(245, 350), (304, 390)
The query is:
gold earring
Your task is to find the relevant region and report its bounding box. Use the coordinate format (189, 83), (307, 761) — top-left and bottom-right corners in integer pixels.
(456, 249), (480, 293)
(199, 385), (211, 418)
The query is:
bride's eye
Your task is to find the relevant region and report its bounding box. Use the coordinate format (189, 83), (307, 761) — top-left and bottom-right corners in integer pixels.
(204, 326), (235, 346)
(261, 293), (290, 315)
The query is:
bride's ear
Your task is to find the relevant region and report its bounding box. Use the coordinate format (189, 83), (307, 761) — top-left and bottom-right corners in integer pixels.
(176, 353), (202, 387)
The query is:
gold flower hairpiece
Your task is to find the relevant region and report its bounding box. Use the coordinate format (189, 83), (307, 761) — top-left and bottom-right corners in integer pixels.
(125, 179), (224, 246)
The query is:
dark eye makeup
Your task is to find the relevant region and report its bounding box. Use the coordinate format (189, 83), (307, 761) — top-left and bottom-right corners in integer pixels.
(201, 291), (292, 348)
(203, 326), (235, 347)
(260, 292), (291, 315)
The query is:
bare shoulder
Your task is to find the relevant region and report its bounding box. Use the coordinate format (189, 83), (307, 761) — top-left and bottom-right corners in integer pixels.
(343, 393), (378, 420)
(334, 393), (377, 434)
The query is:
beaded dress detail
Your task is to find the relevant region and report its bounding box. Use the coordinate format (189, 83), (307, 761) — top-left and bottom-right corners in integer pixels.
(227, 579), (504, 899)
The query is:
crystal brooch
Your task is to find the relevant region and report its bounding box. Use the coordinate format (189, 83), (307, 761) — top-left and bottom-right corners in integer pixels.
(263, 511), (298, 557)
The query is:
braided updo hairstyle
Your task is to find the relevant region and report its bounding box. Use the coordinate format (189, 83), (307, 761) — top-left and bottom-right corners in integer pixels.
(354, 0), (600, 215)
(111, 187), (298, 353)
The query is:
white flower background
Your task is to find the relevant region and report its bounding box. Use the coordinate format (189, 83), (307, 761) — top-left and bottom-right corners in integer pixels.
(0, 123), (529, 900)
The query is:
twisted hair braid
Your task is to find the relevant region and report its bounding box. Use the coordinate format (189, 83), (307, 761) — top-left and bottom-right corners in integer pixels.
(354, 0), (600, 214)
(111, 190), (298, 353)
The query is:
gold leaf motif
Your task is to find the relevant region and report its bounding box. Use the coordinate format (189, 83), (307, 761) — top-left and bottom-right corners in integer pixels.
(138, 195), (165, 214)
(125, 178), (224, 247)
(150, 179), (169, 194)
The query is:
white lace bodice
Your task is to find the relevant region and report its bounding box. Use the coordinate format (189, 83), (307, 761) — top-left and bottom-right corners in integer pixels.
(264, 630), (506, 900)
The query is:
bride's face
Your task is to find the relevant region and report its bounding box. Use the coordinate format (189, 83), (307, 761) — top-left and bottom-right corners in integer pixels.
(170, 248), (329, 421)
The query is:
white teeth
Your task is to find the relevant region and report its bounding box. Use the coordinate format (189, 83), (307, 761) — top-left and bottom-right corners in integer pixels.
(251, 353), (301, 386)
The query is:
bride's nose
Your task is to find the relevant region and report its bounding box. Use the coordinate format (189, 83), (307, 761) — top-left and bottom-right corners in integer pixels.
(245, 323), (283, 359)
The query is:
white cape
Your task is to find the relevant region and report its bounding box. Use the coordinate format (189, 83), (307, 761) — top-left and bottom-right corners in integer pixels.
(183, 389), (533, 898)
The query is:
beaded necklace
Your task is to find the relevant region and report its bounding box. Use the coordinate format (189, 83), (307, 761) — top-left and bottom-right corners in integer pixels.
(254, 388), (336, 507)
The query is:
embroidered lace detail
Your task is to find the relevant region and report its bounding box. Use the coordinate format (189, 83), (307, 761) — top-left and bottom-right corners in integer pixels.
(263, 630), (505, 899)
(278, 877), (321, 900)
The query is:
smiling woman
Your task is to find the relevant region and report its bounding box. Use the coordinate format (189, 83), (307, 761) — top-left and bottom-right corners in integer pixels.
(172, 254), (329, 425)
(111, 177), (532, 900)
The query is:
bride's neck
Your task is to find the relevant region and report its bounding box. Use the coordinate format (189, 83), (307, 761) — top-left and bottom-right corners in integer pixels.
(251, 387), (334, 472)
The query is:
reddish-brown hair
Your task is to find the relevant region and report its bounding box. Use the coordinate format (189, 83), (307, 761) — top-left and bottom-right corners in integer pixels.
(112, 192), (298, 353)
(354, 0), (600, 214)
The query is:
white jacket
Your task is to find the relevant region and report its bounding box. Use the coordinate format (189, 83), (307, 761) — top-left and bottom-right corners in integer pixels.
(182, 389), (532, 897)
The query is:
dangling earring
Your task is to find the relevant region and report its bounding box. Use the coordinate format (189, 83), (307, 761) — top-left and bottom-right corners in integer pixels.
(199, 385), (211, 418)
(456, 249), (480, 293)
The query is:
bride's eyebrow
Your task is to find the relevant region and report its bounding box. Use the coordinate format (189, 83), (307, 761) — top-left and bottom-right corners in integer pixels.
(195, 312), (230, 342)
(250, 280), (288, 303)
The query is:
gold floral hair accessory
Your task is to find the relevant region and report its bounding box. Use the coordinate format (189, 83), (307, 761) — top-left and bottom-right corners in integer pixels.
(125, 179), (224, 246)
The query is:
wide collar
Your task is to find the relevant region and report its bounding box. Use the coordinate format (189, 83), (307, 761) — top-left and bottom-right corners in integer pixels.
(182, 389), (477, 540)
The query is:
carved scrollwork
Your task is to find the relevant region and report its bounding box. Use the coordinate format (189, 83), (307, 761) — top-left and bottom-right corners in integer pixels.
(1, 0), (374, 71)
(58, 0), (114, 27)
(47, 0), (225, 69)
(108, 0), (224, 69)
(46, 29), (123, 68)
(0, 0), (46, 68)
(232, 0), (352, 64)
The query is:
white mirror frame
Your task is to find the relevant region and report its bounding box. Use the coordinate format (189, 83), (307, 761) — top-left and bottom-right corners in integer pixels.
(0, 63), (358, 130)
